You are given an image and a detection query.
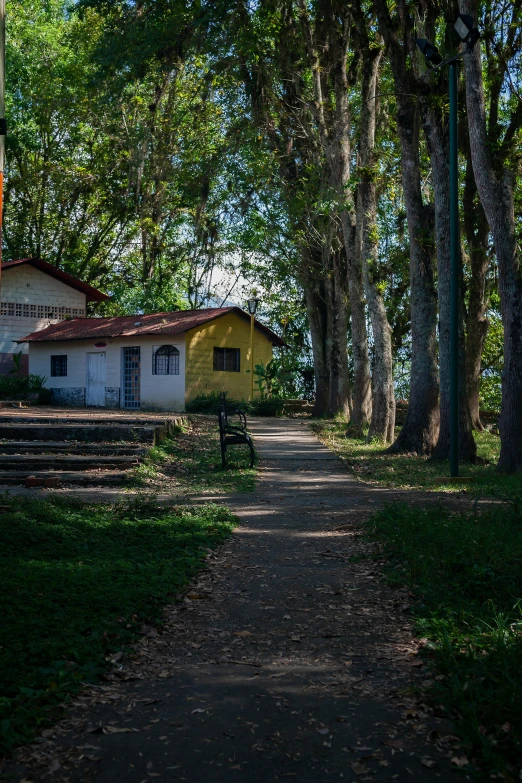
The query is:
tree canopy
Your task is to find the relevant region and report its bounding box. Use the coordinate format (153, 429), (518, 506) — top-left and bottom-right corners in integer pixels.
(5, 0), (522, 470)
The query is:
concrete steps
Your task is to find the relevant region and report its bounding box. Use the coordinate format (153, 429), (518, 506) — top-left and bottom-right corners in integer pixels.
(0, 442), (148, 455)
(0, 470), (130, 486)
(0, 455), (139, 470)
(0, 409), (185, 487)
(0, 424), (159, 443)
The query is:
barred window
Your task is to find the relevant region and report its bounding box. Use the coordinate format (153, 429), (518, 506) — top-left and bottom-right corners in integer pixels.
(153, 345), (180, 375)
(51, 355), (67, 377)
(213, 347), (240, 372)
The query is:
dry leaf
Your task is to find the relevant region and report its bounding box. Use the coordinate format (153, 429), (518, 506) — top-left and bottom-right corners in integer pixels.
(234, 630), (253, 637)
(451, 755), (469, 767)
(104, 726), (134, 734)
(317, 727), (329, 735)
(421, 758), (437, 768)
(350, 761), (370, 775)
(191, 708), (206, 714)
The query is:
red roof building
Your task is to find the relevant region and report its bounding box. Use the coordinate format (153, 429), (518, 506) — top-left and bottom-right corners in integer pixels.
(21, 307), (283, 410)
(0, 258), (109, 375)
(18, 308), (284, 346)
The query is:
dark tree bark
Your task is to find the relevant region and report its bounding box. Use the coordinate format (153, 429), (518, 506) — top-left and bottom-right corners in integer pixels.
(422, 102), (477, 462)
(233, 0), (352, 418)
(460, 0), (522, 472)
(299, 0), (372, 429)
(302, 245), (351, 418)
(356, 42), (395, 443)
(375, 0), (439, 454)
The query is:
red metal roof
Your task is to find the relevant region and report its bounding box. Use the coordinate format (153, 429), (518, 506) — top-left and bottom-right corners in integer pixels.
(2, 258), (109, 301)
(17, 307), (285, 346)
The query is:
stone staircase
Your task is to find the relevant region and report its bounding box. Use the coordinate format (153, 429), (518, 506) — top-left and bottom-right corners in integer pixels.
(0, 410), (185, 487)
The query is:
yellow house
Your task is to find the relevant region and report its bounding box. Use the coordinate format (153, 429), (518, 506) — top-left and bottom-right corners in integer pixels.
(19, 307), (284, 410)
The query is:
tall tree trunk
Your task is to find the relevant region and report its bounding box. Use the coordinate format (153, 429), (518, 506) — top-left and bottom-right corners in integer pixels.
(298, 0), (372, 428)
(326, 247), (351, 417)
(304, 281), (330, 417)
(387, 98), (439, 454)
(301, 244), (351, 418)
(422, 105), (476, 462)
(356, 45), (395, 442)
(463, 152), (489, 430)
(364, 240), (396, 443)
(460, 0), (522, 472)
(330, 41), (372, 431)
(374, 1), (440, 454)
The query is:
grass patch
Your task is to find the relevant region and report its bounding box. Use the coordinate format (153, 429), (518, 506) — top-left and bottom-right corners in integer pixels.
(0, 495), (235, 754)
(368, 500), (522, 778)
(130, 415), (256, 495)
(311, 421), (522, 495)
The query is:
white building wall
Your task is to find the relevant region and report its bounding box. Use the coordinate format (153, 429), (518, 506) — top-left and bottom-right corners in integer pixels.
(0, 265), (86, 361)
(28, 335), (186, 411)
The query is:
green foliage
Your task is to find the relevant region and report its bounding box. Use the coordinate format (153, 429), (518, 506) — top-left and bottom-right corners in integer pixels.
(185, 390), (285, 418)
(0, 496), (235, 753)
(480, 310), (503, 414)
(131, 417), (256, 494)
(185, 391), (242, 415)
(312, 421), (522, 495)
(368, 501), (522, 774)
(0, 373), (48, 401)
(248, 397), (285, 416)
(253, 360), (294, 399)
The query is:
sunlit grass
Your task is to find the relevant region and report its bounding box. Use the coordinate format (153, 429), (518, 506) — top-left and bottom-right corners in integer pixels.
(0, 495), (235, 753)
(311, 421), (521, 495)
(129, 415), (256, 494)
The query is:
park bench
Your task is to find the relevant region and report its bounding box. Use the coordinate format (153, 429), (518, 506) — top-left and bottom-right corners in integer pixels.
(218, 392), (255, 468)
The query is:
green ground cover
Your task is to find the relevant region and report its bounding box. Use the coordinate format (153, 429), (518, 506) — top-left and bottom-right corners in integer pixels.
(311, 421), (522, 496)
(369, 501), (522, 779)
(312, 421), (522, 777)
(0, 496), (235, 754)
(131, 415), (256, 494)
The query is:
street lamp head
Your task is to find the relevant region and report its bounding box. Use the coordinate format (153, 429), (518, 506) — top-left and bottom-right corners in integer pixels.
(453, 13), (479, 48)
(414, 38), (443, 67)
(247, 295), (260, 315)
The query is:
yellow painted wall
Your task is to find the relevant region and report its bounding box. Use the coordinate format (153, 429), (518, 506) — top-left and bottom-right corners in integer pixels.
(185, 312), (274, 402)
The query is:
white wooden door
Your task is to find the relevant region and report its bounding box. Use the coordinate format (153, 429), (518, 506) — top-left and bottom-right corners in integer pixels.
(86, 352), (106, 407)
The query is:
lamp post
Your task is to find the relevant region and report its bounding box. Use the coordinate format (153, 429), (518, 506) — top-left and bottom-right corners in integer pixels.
(247, 294), (260, 401)
(414, 14), (479, 478)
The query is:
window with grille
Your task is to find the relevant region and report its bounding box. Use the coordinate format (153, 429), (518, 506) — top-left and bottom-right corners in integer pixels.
(153, 345), (180, 375)
(51, 355), (67, 377)
(213, 347), (240, 372)
(123, 347), (141, 409)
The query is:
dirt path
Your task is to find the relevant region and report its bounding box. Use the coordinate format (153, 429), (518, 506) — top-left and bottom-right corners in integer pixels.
(8, 419), (470, 782)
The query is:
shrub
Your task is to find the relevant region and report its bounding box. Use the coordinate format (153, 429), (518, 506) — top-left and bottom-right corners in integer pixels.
(0, 373), (48, 401)
(185, 390), (244, 415)
(185, 391), (286, 417)
(248, 397), (285, 416)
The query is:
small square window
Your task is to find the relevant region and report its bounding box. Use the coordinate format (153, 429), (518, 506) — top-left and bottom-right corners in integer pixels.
(51, 355), (67, 377)
(213, 347), (240, 372)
